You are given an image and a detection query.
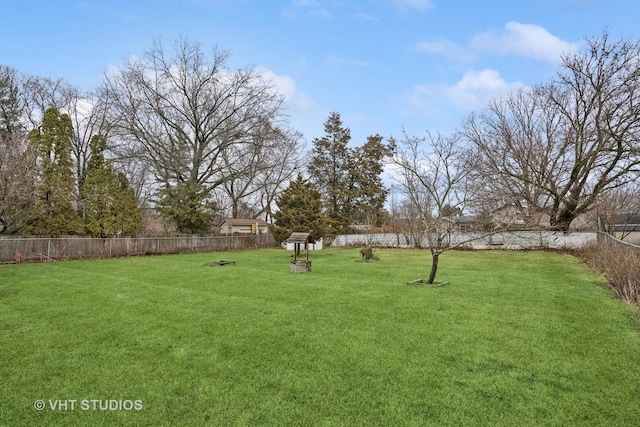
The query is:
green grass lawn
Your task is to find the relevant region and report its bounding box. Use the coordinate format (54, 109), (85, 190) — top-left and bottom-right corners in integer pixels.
(1, 248), (640, 426)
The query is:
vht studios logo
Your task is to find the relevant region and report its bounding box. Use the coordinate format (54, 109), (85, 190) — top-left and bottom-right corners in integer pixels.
(34, 399), (143, 411)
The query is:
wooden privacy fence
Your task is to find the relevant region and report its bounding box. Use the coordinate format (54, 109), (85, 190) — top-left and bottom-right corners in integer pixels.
(0, 235), (279, 264)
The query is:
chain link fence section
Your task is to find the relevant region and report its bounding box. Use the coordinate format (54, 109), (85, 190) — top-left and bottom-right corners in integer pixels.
(0, 235), (279, 264)
(0, 231), (602, 264)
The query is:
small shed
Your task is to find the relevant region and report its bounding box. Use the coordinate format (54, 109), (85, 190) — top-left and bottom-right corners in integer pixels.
(218, 218), (269, 235)
(287, 232), (312, 272)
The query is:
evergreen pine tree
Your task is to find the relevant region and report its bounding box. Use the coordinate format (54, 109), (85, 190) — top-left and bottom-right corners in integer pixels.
(28, 107), (82, 235)
(308, 113), (391, 232)
(113, 172), (143, 236)
(156, 183), (217, 234)
(307, 112), (353, 233)
(83, 135), (143, 237)
(350, 134), (390, 227)
(269, 175), (328, 243)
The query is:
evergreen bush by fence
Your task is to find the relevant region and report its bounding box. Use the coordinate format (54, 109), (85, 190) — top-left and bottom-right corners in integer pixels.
(0, 235), (279, 263)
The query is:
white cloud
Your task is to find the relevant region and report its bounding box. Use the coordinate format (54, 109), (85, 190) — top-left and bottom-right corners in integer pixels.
(355, 11), (378, 21)
(412, 39), (473, 62)
(72, 97), (95, 119)
(256, 66), (314, 110)
(290, 0), (332, 18)
(413, 22), (576, 65)
(444, 69), (523, 107)
(471, 21), (577, 63)
(405, 69), (525, 116)
(391, 0), (433, 12)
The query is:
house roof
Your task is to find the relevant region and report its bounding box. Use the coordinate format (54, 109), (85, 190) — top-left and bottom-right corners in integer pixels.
(612, 222), (640, 232)
(441, 215), (477, 224)
(219, 218), (268, 226)
(611, 214), (640, 232)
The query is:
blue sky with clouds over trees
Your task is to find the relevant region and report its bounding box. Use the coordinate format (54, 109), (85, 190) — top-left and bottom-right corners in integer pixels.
(1, 0), (637, 145)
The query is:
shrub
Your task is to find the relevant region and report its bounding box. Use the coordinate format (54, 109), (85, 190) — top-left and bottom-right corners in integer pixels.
(359, 245), (379, 261)
(579, 239), (640, 308)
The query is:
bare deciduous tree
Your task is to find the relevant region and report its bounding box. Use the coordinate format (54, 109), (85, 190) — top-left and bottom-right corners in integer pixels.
(219, 124), (305, 219)
(21, 75), (76, 129)
(65, 91), (112, 190)
(0, 65), (36, 233)
(464, 32), (640, 231)
(102, 37), (291, 232)
(0, 130), (36, 234)
(390, 131), (479, 284)
(256, 128), (306, 223)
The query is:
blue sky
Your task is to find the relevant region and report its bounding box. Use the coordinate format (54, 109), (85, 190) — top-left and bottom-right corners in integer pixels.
(1, 0), (638, 147)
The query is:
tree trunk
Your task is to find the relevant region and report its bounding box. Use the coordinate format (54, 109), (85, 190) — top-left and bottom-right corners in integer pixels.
(427, 252), (439, 284)
(550, 208), (575, 232)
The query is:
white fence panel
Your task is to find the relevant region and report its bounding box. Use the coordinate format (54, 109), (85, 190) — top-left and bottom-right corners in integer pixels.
(330, 231), (596, 250)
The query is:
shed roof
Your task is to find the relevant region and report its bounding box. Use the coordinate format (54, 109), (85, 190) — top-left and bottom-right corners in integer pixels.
(219, 218), (268, 226)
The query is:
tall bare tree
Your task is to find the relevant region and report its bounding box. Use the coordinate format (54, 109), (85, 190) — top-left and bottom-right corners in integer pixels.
(19, 74), (111, 198)
(256, 127), (306, 223)
(391, 131), (479, 284)
(0, 66), (35, 233)
(464, 32), (640, 231)
(65, 90), (112, 191)
(219, 124), (304, 219)
(102, 37), (290, 233)
(21, 75), (76, 129)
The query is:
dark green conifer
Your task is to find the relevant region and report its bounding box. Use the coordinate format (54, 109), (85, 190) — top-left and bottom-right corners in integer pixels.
(83, 135), (143, 237)
(269, 175), (328, 243)
(28, 107), (82, 235)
